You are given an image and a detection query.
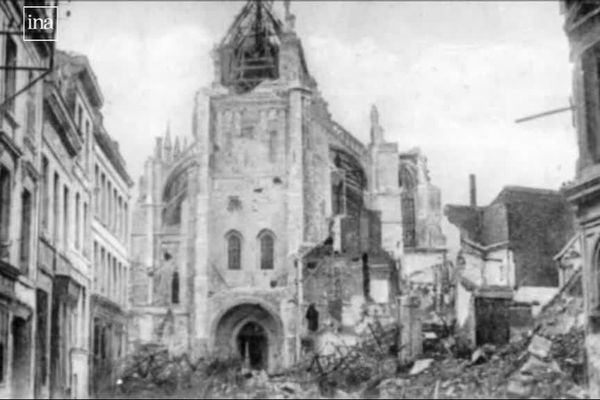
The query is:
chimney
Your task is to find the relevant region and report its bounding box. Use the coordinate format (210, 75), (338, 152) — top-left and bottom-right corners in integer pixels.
(469, 174), (477, 207)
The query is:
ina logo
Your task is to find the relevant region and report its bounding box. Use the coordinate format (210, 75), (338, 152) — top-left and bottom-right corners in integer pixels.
(22, 5), (57, 42)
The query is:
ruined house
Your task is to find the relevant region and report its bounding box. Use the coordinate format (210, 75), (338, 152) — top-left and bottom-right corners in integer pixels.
(129, 0), (445, 372)
(446, 181), (575, 347)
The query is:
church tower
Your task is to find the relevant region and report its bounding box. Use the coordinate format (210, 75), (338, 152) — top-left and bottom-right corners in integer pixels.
(189, 0), (319, 371)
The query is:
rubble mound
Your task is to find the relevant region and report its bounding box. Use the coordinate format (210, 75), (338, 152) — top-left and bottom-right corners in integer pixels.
(380, 274), (588, 399)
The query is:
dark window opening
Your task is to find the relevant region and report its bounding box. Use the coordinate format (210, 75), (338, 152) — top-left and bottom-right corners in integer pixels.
(93, 321), (100, 358)
(4, 36), (16, 112)
(171, 271), (179, 304)
(35, 290), (48, 389)
(63, 186), (69, 246)
(75, 193), (80, 250)
(228, 233), (242, 270)
(0, 166), (11, 245)
(401, 194), (416, 248)
(306, 303), (319, 332)
(260, 233), (274, 270)
(362, 253), (370, 300)
(26, 73), (36, 138)
(0, 307), (8, 383)
(41, 157), (49, 230)
(20, 189), (32, 272)
(53, 173), (59, 242)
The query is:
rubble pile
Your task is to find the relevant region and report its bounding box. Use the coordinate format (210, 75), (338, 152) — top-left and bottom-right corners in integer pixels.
(113, 279), (588, 400)
(377, 338), (528, 399)
(378, 274), (588, 399)
(115, 343), (247, 398)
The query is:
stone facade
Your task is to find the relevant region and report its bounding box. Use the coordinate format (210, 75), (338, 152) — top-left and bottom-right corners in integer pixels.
(38, 50), (99, 399)
(130, 0), (447, 373)
(0, 3), (132, 398)
(88, 79), (133, 397)
(0, 2), (53, 398)
(34, 48), (132, 399)
(561, 1), (600, 397)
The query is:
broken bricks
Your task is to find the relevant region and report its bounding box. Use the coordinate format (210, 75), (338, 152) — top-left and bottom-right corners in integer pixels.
(506, 377), (533, 399)
(520, 355), (561, 376)
(409, 358), (434, 376)
(528, 335), (553, 360)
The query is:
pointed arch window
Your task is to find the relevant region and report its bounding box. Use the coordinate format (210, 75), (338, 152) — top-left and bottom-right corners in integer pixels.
(227, 231), (242, 270)
(259, 230), (275, 270)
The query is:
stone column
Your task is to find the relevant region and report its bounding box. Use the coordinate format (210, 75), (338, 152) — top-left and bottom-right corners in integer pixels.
(398, 294), (422, 364)
(191, 89), (213, 358)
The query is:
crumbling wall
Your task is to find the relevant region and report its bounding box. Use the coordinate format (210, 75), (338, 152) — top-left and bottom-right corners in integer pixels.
(302, 256), (364, 331)
(302, 109), (331, 244)
(455, 282), (476, 347)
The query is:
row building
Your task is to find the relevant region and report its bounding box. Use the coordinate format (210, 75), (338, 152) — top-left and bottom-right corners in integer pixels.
(0, 1), (133, 398)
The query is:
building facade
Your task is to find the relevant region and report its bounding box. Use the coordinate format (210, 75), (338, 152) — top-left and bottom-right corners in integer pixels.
(129, 0), (446, 372)
(0, 2), (132, 398)
(36, 49), (107, 399)
(0, 1), (53, 398)
(561, 1), (600, 396)
(88, 86), (133, 396)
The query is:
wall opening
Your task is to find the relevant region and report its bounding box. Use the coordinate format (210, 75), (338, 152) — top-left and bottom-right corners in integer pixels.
(12, 316), (31, 397)
(214, 303), (283, 373)
(237, 322), (268, 370)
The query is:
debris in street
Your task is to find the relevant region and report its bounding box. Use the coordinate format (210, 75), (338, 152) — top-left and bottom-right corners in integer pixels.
(409, 358), (434, 376)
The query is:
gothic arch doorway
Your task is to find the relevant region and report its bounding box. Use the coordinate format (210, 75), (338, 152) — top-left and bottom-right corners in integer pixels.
(237, 321), (268, 370)
(213, 302), (283, 373)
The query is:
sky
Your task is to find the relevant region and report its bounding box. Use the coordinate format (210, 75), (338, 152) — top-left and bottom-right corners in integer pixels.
(56, 0), (576, 206)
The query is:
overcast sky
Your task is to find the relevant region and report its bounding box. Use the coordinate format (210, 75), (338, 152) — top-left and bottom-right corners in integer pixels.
(56, 1), (575, 206)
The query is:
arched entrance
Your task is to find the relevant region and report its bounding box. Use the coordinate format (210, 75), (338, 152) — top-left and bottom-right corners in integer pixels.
(213, 302), (283, 372)
(237, 322), (268, 370)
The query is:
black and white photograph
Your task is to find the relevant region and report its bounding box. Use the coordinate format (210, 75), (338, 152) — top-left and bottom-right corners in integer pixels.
(0, 0), (594, 398)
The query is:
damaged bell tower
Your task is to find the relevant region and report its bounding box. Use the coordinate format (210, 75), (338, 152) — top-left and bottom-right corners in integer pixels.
(219, 0), (282, 93)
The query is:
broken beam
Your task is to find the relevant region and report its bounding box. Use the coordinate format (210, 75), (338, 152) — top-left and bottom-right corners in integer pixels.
(515, 105), (573, 124)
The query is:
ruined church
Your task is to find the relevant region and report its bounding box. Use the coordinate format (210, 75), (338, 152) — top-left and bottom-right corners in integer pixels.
(129, 0), (446, 373)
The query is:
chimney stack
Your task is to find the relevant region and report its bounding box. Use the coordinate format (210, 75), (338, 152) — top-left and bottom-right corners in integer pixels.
(469, 174), (477, 207)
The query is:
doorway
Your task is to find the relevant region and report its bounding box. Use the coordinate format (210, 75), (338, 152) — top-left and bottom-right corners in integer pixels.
(12, 316), (31, 398)
(475, 297), (510, 346)
(237, 322), (268, 370)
